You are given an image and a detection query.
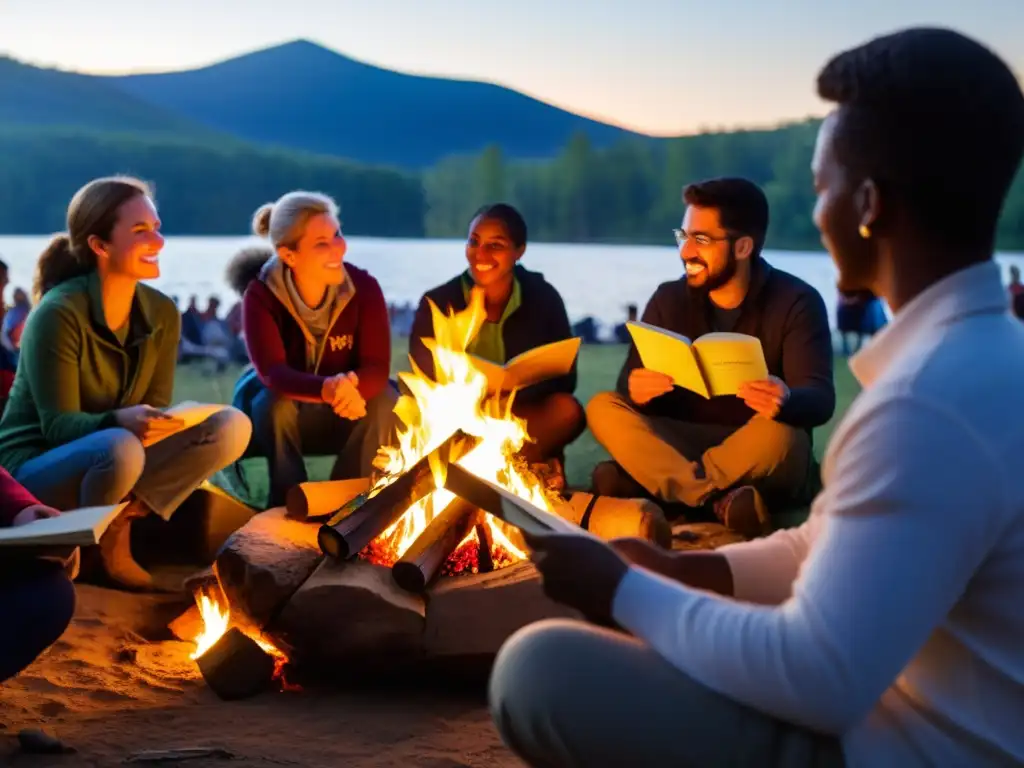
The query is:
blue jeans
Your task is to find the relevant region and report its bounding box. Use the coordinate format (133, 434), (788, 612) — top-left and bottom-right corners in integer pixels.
(235, 379), (398, 508)
(0, 561), (75, 684)
(13, 408), (252, 520)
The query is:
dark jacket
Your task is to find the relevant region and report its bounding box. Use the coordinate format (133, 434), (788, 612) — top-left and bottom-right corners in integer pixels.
(617, 257), (835, 431)
(0, 272), (181, 474)
(409, 265), (576, 403)
(242, 257), (390, 404)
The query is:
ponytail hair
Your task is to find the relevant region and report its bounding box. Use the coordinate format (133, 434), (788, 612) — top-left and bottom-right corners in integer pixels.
(251, 191), (338, 250)
(34, 175), (152, 302)
(33, 234), (88, 303)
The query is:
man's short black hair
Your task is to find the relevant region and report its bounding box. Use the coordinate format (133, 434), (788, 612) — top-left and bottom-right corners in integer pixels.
(682, 177), (769, 258)
(817, 27), (1024, 249)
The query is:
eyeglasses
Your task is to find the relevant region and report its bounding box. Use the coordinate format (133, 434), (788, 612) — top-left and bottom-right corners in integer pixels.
(673, 229), (732, 248)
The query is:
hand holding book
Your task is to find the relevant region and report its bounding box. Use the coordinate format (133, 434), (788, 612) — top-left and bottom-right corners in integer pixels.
(737, 376), (790, 419)
(627, 368), (675, 405)
(11, 504), (61, 527)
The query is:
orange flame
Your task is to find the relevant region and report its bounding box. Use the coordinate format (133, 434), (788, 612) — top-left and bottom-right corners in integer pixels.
(188, 588), (286, 664)
(365, 287), (555, 567)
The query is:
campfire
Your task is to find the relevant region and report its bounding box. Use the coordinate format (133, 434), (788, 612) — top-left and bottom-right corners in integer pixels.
(185, 287), (572, 697)
(318, 287), (564, 591)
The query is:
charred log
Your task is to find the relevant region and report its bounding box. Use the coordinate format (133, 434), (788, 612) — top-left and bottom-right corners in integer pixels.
(392, 498), (478, 593)
(195, 627), (276, 701)
(318, 430), (479, 560)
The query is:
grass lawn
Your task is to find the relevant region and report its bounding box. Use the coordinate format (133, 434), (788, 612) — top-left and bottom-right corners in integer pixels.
(176, 341), (861, 510)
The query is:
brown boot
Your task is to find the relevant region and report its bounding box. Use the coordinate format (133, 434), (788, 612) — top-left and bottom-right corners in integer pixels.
(98, 502), (155, 591)
(713, 486), (772, 540)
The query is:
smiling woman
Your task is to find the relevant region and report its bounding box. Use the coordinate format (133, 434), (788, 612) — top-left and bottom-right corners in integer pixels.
(0, 176), (253, 590)
(230, 191), (398, 509)
(408, 203), (586, 482)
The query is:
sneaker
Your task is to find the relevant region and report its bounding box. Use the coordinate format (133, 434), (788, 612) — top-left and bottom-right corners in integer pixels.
(713, 485), (771, 539)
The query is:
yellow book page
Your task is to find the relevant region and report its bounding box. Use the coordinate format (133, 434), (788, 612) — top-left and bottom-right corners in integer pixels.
(467, 356), (508, 393)
(625, 322), (709, 398)
(691, 333), (769, 396)
(503, 337), (581, 391)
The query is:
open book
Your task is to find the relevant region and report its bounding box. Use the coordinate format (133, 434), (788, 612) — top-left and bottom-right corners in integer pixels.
(0, 502), (126, 548)
(626, 321), (769, 398)
(142, 402), (226, 447)
(469, 337), (581, 394)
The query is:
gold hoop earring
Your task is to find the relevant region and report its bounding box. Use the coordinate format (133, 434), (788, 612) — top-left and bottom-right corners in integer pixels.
(859, 224), (872, 239)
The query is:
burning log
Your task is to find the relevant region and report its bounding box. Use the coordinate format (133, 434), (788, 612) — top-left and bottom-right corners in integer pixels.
(474, 514), (495, 574)
(286, 478), (370, 522)
(318, 430), (480, 560)
(195, 627), (276, 701)
(445, 464), (670, 546)
(392, 498), (478, 593)
(442, 463), (585, 536)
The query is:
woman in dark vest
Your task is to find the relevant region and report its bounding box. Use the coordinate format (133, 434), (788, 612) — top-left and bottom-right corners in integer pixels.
(409, 204), (585, 484)
(0, 176), (252, 590)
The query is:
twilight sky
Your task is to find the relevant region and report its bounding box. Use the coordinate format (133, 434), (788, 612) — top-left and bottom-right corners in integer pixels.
(1, 0), (1021, 135)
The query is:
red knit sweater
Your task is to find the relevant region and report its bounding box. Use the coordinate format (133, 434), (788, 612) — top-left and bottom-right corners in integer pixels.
(0, 467), (41, 527)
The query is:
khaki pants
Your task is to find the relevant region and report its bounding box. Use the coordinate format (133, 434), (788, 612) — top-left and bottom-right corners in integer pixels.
(490, 619), (845, 768)
(587, 392), (812, 507)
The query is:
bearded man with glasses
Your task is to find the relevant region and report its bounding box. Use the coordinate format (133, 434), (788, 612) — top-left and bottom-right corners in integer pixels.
(587, 177), (835, 537)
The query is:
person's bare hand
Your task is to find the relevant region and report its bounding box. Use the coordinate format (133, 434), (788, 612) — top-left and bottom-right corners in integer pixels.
(737, 376), (790, 419)
(628, 368), (675, 405)
(330, 373), (366, 420)
(11, 504), (61, 526)
(609, 536), (675, 572)
(522, 531), (630, 626)
(114, 405), (184, 442)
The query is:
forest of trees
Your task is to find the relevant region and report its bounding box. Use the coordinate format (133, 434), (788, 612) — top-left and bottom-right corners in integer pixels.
(2, 121), (1023, 251)
(0, 126), (426, 238)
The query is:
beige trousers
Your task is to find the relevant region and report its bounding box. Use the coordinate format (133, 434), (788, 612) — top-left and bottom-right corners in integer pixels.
(489, 619), (845, 767)
(587, 392), (813, 507)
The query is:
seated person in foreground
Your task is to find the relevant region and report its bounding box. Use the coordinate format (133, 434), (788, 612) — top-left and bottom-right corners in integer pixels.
(0, 468), (76, 685)
(408, 203), (585, 480)
(490, 28), (1024, 767)
(587, 177), (835, 536)
(232, 191), (397, 508)
(0, 177), (252, 590)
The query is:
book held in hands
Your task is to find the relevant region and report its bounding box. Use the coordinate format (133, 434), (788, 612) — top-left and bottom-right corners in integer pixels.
(626, 321), (769, 398)
(0, 502), (127, 548)
(469, 337), (582, 394)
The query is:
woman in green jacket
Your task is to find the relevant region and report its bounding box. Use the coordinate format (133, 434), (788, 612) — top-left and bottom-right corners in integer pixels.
(0, 177), (252, 590)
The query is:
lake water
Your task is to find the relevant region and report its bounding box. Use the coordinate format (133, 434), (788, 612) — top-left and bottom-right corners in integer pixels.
(2, 235), (1023, 335)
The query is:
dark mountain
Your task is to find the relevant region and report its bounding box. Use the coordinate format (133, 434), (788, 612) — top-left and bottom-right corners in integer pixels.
(107, 39), (651, 168)
(0, 56), (219, 139)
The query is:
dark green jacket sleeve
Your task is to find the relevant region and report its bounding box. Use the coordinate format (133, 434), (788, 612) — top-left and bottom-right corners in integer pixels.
(142, 309), (181, 408)
(18, 302), (117, 444)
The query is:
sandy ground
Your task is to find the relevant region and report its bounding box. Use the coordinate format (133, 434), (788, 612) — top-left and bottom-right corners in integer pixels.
(0, 585), (521, 768)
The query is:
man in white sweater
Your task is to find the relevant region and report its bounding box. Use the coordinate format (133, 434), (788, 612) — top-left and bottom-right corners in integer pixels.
(490, 28), (1024, 767)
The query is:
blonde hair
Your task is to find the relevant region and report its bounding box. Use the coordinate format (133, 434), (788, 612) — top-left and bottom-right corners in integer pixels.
(34, 175), (152, 302)
(251, 191), (339, 250)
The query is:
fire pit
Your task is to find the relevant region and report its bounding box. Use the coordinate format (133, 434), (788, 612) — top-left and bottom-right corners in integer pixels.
(179, 290), (666, 697)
